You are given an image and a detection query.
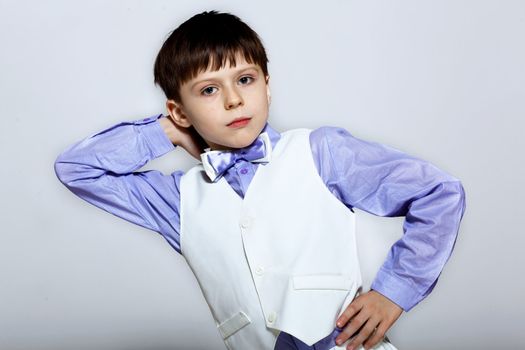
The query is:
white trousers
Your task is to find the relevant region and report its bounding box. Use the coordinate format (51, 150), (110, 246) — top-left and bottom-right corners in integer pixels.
(329, 336), (398, 350)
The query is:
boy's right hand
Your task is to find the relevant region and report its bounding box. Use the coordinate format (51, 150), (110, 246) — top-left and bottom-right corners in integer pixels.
(159, 115), (204, 160)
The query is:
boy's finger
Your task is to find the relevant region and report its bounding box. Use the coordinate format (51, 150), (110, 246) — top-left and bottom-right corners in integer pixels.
(363, 328), (385, 350)
(335, 311), (368, 346)
(346, 318), (380, 350)
(363, 323), (388, 350)
(336, 297), (363, 328)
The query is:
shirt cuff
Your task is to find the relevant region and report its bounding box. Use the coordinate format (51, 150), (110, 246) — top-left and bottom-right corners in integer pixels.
(137, 114), (176, 158)
(370, 268), (423, 312)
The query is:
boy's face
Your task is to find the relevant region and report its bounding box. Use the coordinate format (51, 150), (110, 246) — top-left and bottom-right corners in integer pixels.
(167, 53), (271, 151)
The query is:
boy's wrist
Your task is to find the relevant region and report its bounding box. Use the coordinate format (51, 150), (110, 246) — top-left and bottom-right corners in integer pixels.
(140, 116), (177, 157)
(371, 270), (423, 312)
(158, 115), (180, 145)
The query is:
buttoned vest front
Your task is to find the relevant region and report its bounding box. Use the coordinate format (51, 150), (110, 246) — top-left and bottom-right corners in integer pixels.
(179, 128), (363, 350)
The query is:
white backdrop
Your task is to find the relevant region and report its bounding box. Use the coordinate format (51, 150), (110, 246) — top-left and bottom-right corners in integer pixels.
(1, 0), (523, 349)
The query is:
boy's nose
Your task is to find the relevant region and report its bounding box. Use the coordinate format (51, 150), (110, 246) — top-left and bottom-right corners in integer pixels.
(224, 89), (244, 109)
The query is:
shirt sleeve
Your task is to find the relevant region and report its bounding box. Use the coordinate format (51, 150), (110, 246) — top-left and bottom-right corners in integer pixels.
(54, 113), (184, 254)
(310, 126), (466, 311)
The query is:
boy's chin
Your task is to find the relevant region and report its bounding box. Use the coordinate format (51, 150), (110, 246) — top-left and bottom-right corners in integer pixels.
(209, 139), (256, 151)
(207, 127), (265, 151)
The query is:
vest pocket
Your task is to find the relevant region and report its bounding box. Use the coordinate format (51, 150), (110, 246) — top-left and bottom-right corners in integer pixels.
(217, 310), (252, 340)
(292, 274), (353, 291)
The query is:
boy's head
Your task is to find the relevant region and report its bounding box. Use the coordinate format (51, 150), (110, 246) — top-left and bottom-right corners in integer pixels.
(154, 10), (271, 151)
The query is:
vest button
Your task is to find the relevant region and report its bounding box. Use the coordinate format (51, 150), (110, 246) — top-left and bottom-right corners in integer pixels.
(255, 266), (264, 275)
(240, 217), (252, 229)
(267, 311), (277, 324)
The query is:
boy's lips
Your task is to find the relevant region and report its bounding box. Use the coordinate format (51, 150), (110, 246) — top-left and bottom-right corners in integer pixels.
(227, 116), (251, 127)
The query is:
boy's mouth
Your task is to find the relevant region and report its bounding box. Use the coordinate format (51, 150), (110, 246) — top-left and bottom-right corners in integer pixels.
(227, 117), (251, 128)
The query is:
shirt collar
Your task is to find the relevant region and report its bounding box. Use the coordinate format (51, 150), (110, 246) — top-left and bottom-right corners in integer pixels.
(260, 121), (281, 151)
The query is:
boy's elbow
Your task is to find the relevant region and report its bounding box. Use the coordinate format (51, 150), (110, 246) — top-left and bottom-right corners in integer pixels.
(438, 169), (466, 215)
(444, 179), (467, 219)
(457, 180), (467, 218)
(54, 153), (85, 186)
(54, 154), (72, 185)
(54, 152), (107, 189)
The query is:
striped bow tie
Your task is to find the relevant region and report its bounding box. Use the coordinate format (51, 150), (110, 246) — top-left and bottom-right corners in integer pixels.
(200, 132), (273, 182)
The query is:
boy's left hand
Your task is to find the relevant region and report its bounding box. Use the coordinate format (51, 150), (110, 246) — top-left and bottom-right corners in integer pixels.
(335, 290), (403, 350)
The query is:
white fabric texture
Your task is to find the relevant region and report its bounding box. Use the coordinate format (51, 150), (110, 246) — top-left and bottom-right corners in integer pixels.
(180, 128), (368, 349)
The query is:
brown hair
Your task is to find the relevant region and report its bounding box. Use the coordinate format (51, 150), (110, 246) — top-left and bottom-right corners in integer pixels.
(153, 10), (269, 104)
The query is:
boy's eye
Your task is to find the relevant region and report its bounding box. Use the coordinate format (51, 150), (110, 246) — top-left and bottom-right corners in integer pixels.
(239, 76), (254, 85)
(201, 86), (217, 96)
(200, 76), (254, 96)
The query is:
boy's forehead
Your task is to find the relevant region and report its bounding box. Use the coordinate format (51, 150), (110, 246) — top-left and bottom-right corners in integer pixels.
(203, 54), (258, 74)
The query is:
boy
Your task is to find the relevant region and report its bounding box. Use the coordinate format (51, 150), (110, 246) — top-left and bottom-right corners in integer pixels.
(54, 10), (465, 350)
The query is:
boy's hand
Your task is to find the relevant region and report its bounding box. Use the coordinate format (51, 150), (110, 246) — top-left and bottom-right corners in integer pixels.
(159, 115), (204, 160)
(335, 290), (403, 350)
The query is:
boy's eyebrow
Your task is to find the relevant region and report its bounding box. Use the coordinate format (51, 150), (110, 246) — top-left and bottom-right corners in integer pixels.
(190, 65), (259, 89)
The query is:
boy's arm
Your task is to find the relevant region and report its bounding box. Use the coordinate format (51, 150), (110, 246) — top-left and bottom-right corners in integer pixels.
(310, 126), (466, 349)
(54, 114), (184, 253)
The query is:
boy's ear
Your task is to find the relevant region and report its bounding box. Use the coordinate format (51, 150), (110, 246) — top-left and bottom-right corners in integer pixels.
(166, 99), (192, 128)
(265, 75), (271, 105)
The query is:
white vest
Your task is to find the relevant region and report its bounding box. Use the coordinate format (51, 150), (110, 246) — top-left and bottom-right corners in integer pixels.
(180, 128), (362, 350)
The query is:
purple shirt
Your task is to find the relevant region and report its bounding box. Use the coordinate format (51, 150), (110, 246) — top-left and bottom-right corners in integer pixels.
(54, 113), (466, 350)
